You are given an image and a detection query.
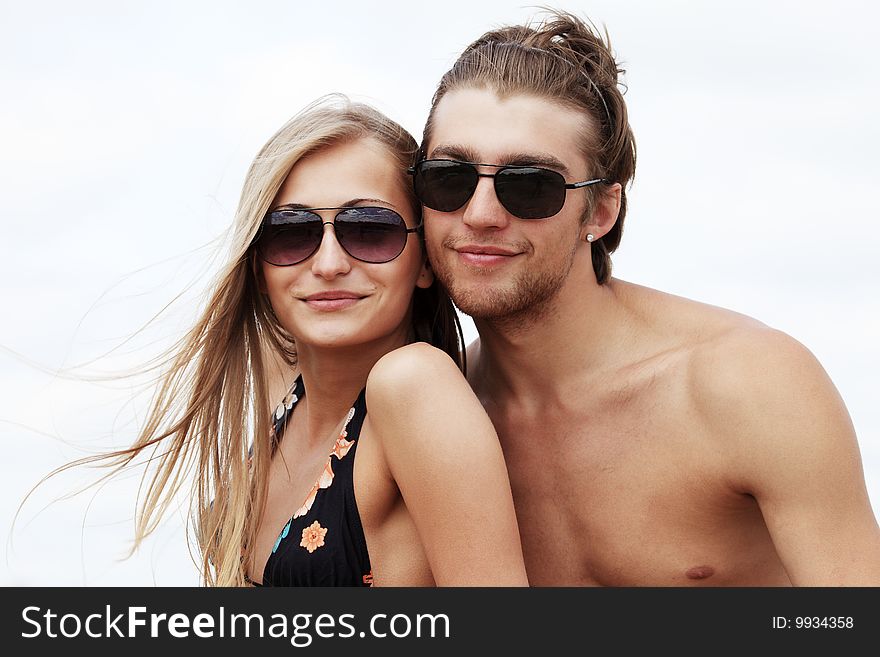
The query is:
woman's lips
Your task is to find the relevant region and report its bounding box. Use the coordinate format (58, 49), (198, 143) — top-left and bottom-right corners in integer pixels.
(306, 298), (360, 310)
(302, 291), (365, 311)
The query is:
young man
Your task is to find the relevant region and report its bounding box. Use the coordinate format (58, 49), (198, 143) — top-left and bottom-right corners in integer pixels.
(414, 12), (880, 585)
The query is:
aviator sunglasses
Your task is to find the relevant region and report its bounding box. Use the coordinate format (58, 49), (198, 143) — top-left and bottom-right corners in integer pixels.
(410, 159), (609, 220)
(256, 206), (420, 266)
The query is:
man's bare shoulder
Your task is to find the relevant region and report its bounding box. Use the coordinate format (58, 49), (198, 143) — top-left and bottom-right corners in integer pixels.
(686, 318), (837, 419)
(616, 280), (849, 440)
(677, 304), (853, 469)
(614, 280), (812, 367)
(614, 279), (770, 344)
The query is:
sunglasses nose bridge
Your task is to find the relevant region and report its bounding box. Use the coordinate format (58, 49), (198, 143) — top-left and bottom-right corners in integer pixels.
(461, 172), (513, 229)
(472, 171), (497, 197)
(309, 220), (352, 278)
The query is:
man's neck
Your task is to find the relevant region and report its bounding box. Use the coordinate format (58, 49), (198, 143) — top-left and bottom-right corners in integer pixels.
(472, 257), (640, 404)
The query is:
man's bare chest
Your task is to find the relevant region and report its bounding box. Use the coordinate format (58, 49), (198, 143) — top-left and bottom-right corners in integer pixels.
(489, 395), (776, 586)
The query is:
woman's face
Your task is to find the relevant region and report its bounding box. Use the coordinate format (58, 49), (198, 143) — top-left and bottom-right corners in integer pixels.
(260, 137), (432, 354)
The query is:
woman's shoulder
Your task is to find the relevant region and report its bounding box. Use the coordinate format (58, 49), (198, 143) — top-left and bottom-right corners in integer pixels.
(370, 342), (459, 382)
(366, 342), (470, 417)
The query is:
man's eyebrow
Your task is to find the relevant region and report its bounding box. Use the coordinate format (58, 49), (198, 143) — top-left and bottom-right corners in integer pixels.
(503, 153), (571, 176)
(428, 144), (480, 162)
(427, 144), (571, 177)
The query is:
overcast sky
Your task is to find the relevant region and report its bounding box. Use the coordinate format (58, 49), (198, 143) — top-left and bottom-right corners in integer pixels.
(2, 0), (878, 585)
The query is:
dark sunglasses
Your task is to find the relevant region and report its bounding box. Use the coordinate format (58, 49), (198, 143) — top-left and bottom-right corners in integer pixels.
(409, 159), (608, 220)
(256, 206), (420, 266)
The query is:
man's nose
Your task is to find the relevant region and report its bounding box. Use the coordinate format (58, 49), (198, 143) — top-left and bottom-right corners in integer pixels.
(310, 223), (352, 279)
(461, 176), (512, 231)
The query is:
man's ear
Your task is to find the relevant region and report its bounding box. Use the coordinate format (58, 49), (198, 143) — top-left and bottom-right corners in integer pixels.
(581, 182), (622, 242)
(416, 257), (434, 289)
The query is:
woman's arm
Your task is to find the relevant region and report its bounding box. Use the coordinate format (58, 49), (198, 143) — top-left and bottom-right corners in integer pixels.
(366, 342), (528, 586)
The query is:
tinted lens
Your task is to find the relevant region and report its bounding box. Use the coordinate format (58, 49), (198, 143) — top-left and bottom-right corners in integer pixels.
(335, 207), (408, 263)
(495, 167), (566, 219)
(257, 210), (323, 265)
(414, 160), (479, 212)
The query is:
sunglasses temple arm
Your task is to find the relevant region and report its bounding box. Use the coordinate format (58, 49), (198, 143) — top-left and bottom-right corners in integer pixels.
(567, 178), (609, 189)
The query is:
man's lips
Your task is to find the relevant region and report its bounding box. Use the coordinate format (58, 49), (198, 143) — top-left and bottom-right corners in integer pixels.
(454, 244), (521, 266)
(301, 291), (366, 310)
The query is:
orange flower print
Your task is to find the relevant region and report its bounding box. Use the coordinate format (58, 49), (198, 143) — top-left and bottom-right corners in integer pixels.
(331, 407), (357, 459)
(293, 484), (318, 520)
(301, 521), (327, 553)
(317, 459), (334, 488)
(283, 391), (299, 410)
(331, 433), (354, 460)
(292, 460), (335, 519)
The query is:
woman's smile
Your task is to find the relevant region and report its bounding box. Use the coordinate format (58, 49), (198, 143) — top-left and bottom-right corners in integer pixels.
(301, 290), (369, 311)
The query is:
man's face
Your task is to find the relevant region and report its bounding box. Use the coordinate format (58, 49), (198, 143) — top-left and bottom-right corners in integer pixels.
(422, 87), (594, 322)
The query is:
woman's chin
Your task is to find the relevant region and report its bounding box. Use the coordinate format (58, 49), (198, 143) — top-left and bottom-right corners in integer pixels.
(293, 323), (382, 352)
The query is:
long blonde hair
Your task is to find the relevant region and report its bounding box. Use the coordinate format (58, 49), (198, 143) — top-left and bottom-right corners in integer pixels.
(69, 95), (462, 586)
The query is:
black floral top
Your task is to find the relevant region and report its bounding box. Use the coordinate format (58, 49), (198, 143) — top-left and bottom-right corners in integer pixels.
(257, 375), (373, 587)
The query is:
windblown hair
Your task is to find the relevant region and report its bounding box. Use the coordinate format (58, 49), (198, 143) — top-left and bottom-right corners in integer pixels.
(421, 10), (637, 283)
(62, 95), (463, 586)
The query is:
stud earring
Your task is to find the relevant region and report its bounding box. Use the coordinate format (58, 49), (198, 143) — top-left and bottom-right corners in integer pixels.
(586, 233), (595, 243)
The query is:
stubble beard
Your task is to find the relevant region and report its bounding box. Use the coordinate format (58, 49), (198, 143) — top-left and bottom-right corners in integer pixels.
(432, 239), (578, 336)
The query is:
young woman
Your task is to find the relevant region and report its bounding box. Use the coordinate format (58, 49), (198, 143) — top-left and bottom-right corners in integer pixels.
(103, 96), (527, 587)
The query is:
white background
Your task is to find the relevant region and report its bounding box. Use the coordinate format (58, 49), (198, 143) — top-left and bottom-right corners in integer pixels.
(2, 0), (878, 585)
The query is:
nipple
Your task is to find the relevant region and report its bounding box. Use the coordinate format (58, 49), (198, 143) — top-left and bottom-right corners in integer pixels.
(685, 565), (715, 580)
